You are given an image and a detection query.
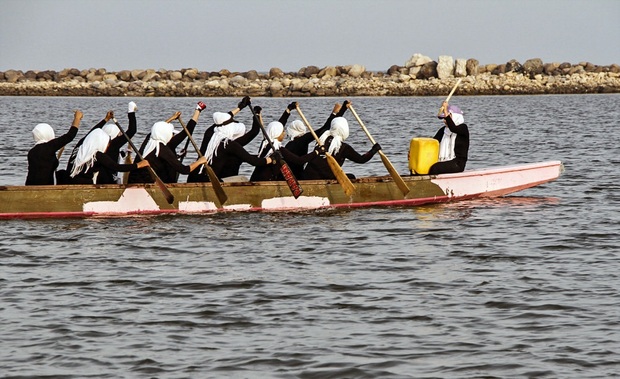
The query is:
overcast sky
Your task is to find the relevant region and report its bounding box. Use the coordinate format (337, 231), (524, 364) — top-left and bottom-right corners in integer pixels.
(1, 0), (618, 73)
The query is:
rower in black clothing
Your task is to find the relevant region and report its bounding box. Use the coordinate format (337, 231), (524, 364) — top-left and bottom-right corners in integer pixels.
(303, 116), (381, 180)
(26, 110), (82, 185)
(284, 100), (350, 179)
(68, 129), (150, 184)
(95, 101), (139, 184)
(202, 109), (274, 182)
(428, 101), (469, 175)
(249, 119), (318, 182)
(56, 109), (115, 184)
(186, 96), (254, 183)
(127, 101), (208, 184)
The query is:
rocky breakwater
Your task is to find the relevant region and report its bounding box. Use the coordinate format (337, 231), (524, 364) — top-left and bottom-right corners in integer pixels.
(1, 53), (619, 97)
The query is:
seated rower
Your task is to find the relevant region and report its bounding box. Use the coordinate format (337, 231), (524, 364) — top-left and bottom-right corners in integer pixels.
(284, 100), (350, 178)
(249, 120), (318, 182)
(428, 101), (469, 175)
(127, 104), (208, 184)
(26, 110), (82, 185)
(303, 116), (381, 180)
(68, 129), (149, 184)
(57, 108), (117, 184)
(96, 101), (140, 184)
(187, 96), (254, 183)
(203, 117), (273, 182)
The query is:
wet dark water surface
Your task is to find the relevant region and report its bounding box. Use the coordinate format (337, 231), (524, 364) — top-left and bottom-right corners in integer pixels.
(1, 95), (619, 378)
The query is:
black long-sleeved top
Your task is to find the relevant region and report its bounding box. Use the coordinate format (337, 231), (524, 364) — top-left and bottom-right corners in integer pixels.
(97, 112), (137, 184)
(26, 126), (78, 185)
(70, 152), (139, 184)
(127, 119), (197, 184)
(432, 115), (469, 165)
(285, 106), (347, 178)
(302, 136), (380, 180)
(210, 140), (269, 180)
(186, 114), (261, 183)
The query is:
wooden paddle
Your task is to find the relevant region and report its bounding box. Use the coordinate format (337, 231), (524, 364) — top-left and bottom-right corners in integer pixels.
(295, 104), (355, 196)
(177, 116), (228, 206)
(112, 118), (174, 204)
(347, 104), (410, 196)
(438, 78), (462, 116)
(249, 104), (303, 198)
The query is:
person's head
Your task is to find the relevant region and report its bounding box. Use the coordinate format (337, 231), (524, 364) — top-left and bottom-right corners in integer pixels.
(70, 129), (111, 178)
(287, 119), (306, 140)
(213, 112), (233, 126)
(102, 123), (121, 139)
(32, 123), (55, 144)
(438, 105), (464, 126)
(151, 121), (175, 144)
(267, 121), (285, 142)
(330, 117), (350, 141)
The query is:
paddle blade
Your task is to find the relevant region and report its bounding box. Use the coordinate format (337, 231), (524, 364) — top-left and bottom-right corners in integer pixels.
(278, 161), (303, 198)
(326, 154), (355, 196)
(148, 167), (174, 204)
(379, 151), (410, 196)
(204, 164), (228, 205)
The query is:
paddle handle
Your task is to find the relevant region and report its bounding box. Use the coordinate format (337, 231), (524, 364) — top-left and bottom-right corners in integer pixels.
(347, 105), (377, 145)
(348, 104), (410, 196)
(294, 105), (322, 145)
(439, 78), (462, 116)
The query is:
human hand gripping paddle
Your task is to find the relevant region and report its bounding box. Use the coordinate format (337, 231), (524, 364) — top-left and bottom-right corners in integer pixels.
(347, 104), (410, 196)
(295, 104), (356, 196)
(176, 115), (228, 206)
(111, 118), (174, 204)
(438, 78), (462, 116)
(248, 103), (303, 198)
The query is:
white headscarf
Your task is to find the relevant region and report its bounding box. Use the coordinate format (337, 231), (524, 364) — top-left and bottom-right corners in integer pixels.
(213, 112), (232, 125)
(204, 122), (246, 164)
(287, 119), (306, 140)
(319, 117), (349, 156)
(438, 110), (465, 161)
(70, 129), (110, 178)
(102, 123), (121, 139)
(258, 121), (284, 157)
(143, 121), (175, 158)
(32, 123), (55, 145)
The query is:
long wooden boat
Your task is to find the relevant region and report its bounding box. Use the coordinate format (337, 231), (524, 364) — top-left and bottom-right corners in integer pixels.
(0, 160), (563, 219)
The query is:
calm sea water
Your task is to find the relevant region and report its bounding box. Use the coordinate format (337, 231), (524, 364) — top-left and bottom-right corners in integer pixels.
(1, 95), (619, 378)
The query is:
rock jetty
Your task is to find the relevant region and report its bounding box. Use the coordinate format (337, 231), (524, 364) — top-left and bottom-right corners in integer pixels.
(1, 54), (619, 97)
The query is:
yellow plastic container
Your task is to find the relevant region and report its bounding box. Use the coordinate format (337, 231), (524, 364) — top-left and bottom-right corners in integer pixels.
(408, 137), (439, 174)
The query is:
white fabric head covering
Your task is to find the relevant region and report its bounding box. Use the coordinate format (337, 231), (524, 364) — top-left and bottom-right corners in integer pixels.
(102, 123), (121, 139)
(32, 123), (55, 145)
(213, 112), (232, 125)
(70, 129), (110, 178)
(231, 122), (246, 140)
(451, 112), (465, 126)
(319, 117), (349, 155)
(287, 119), (306, 140)
(258, 121), (284, 157)
(204, 122), (244, 164)
(143, 121), (175, 158)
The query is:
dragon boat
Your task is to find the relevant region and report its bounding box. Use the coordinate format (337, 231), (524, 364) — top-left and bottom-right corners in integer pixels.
(0, 160), (563, 219)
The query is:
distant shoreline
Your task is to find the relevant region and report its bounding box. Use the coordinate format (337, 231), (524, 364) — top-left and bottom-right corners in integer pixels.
(2, 55), (619, 97)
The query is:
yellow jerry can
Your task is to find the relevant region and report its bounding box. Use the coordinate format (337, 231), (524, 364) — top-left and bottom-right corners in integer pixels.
(408, 137), (439, 175)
